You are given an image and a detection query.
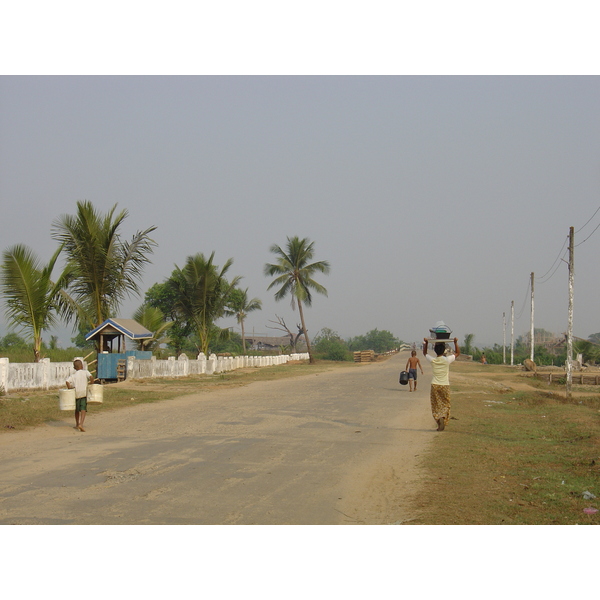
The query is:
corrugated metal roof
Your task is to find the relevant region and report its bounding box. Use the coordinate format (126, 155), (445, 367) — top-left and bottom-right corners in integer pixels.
(85, 318), (153, 341)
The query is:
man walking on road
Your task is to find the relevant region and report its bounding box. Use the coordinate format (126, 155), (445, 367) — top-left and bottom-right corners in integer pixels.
(405, 350), (424, 392)
(423, 337), (460, 431)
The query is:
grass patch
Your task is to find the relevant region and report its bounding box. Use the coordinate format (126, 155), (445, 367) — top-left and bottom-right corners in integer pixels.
(0, 359), (356, 432)
(411, 362), (600, 525)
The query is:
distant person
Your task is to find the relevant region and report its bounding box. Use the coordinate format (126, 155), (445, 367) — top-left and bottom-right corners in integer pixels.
(66, 359), (94, 432)
(405, 350), (424, 392)
(481, 353), (488, 365)
(423, 337), (460, 431)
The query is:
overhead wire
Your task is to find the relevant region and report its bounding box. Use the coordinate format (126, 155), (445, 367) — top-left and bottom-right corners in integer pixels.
(575, 220), (600, 247)
(509, 202), (598, 333)
(514, 276), (531, 320)
(575, 202), (600, 246)
(535, 235), (568, 283)
(575, 204), (600, 233)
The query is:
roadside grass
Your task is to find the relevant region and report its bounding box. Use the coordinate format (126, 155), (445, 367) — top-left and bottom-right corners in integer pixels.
(411, 362), (600, 525)
(0, 359), (356, 432)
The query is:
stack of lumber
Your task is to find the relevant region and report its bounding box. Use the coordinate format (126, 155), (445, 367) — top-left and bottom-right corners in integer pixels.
(354, 350), (375, 363)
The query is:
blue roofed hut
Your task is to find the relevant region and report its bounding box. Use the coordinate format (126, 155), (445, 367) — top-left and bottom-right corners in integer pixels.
(86, 318), (153, 381)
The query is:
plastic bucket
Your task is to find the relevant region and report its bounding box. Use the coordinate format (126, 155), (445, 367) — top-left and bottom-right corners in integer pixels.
(59, 388), (76, 411)
(87, 383), (103, 405)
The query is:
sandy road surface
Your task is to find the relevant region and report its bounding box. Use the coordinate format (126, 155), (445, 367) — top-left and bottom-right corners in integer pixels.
(0, 351), (437, 524)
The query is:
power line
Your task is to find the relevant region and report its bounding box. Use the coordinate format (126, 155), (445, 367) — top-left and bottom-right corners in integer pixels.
(535, 235), (568, 283)
(515, 277), (530, 320)
(575, 219), (600, 247)
(575, 204), (600, 233)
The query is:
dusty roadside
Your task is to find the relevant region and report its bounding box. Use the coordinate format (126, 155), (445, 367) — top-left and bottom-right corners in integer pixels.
(0, 351), (437, 524)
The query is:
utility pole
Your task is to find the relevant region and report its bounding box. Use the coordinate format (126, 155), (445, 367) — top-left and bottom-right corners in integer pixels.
(530, 272), (535, 362)
(566, 226), (574, 398)
(503, 312), (506, 364)
(510, 300), (514, 366)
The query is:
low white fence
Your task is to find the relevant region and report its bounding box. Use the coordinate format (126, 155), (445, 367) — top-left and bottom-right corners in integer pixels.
(126, 353), (309, 379)
(0, 357), (85, 393)
(0, 353), (310, 393)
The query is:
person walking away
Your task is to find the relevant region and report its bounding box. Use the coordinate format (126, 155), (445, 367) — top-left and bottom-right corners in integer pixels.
(66, 359), (94, 432)
(405, 350), (424, 392)
(422, 337), (460, 431)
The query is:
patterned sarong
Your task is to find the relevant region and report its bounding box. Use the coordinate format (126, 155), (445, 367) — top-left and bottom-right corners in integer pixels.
(430, 384), (451, 425)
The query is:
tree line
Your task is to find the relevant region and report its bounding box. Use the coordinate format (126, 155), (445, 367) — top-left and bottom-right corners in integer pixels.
(312, 327), (402, 361)
(0, 201), (334, 364)
(461, 330), (600, 365)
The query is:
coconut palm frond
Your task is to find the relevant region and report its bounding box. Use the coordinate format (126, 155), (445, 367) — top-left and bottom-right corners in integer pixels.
(1, 244), (67, 361)
(51, 200), (156, 331)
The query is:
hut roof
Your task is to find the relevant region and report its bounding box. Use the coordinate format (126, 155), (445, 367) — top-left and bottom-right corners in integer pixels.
(85, 318), (153, 341)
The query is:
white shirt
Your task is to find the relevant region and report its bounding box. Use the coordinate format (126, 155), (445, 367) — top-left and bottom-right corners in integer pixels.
(67, 369), (93, 398)
(425, 354), (456, 386)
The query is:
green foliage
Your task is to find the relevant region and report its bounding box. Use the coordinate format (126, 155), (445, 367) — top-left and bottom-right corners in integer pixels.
(0, 332), (28, 350)
(165, 252), (241, 356)
(70, 323), (96, 349)
(0, 342), (87, 363)
(209, 330), (243, 355)
(132, 304), (173, 351)
(225, 287), (262, 353)
(145, 281), (193, 355)
(1, 244), (68, 361)
(573, 339), (600, 364)
(463, 333), (475, 355)
(472, 344), (567, 366)
(313, 328), (352, 361)
(589, 332), (600, 345)
(347, 329), (400, 354)
(51, 200), (157, 335)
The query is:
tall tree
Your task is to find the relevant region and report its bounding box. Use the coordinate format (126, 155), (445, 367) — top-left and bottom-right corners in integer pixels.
(167, 252), (241, 356)
(145, 280), (193, 355)
(51, 200), (157, 338)
(1, 244), (68, 362)
(264, 236), (330, 364)
(226, 288), (262, 353)
(463, 333), (475, 355)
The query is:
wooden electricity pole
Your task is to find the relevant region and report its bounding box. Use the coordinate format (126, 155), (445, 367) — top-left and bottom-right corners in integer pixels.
(530, 272), (535, 362)
(503, 312), (506, 364)
(510, 300), (514, 366)
(566, 226), (574, 398)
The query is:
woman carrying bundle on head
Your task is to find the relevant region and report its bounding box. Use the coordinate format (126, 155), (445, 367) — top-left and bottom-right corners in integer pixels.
(422, 337), (460, 431)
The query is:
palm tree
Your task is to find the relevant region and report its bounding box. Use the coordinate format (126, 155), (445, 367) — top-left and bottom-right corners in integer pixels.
(1, 244), (68, 362)
(167, 252), (241, 356)
(463, 333), (475, 356)
(264, 236), (330, 364)
(51, 200), (157, 338)
(132, 304), (173, 351)
(226, 287), (262, 353)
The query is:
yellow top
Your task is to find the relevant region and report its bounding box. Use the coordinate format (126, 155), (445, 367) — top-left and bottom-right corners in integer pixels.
(425, 354), (455, 386)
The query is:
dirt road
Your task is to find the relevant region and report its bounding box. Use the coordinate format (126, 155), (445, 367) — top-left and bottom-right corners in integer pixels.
(0, 351), (437, 524)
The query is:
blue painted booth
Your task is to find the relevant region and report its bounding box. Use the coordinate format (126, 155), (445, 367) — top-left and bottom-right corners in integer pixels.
(86, 319), (154, 381)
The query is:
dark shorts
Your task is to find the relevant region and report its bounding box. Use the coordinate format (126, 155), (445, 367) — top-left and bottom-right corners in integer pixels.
(408, 369), (417, 380)
(76, 397), (87, 411)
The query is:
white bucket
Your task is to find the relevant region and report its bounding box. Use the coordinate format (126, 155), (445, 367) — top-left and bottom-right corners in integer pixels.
(87, 383), (103, 405)
(59, 388), (76, 411)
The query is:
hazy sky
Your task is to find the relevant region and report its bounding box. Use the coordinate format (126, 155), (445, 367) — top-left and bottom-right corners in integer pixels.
(1, 75), (599, 348)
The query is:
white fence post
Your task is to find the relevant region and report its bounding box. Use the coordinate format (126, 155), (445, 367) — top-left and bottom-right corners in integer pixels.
(127, 355), (135, 380)
(178, 353), (189, 377)
(0, 358), (8, 392)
